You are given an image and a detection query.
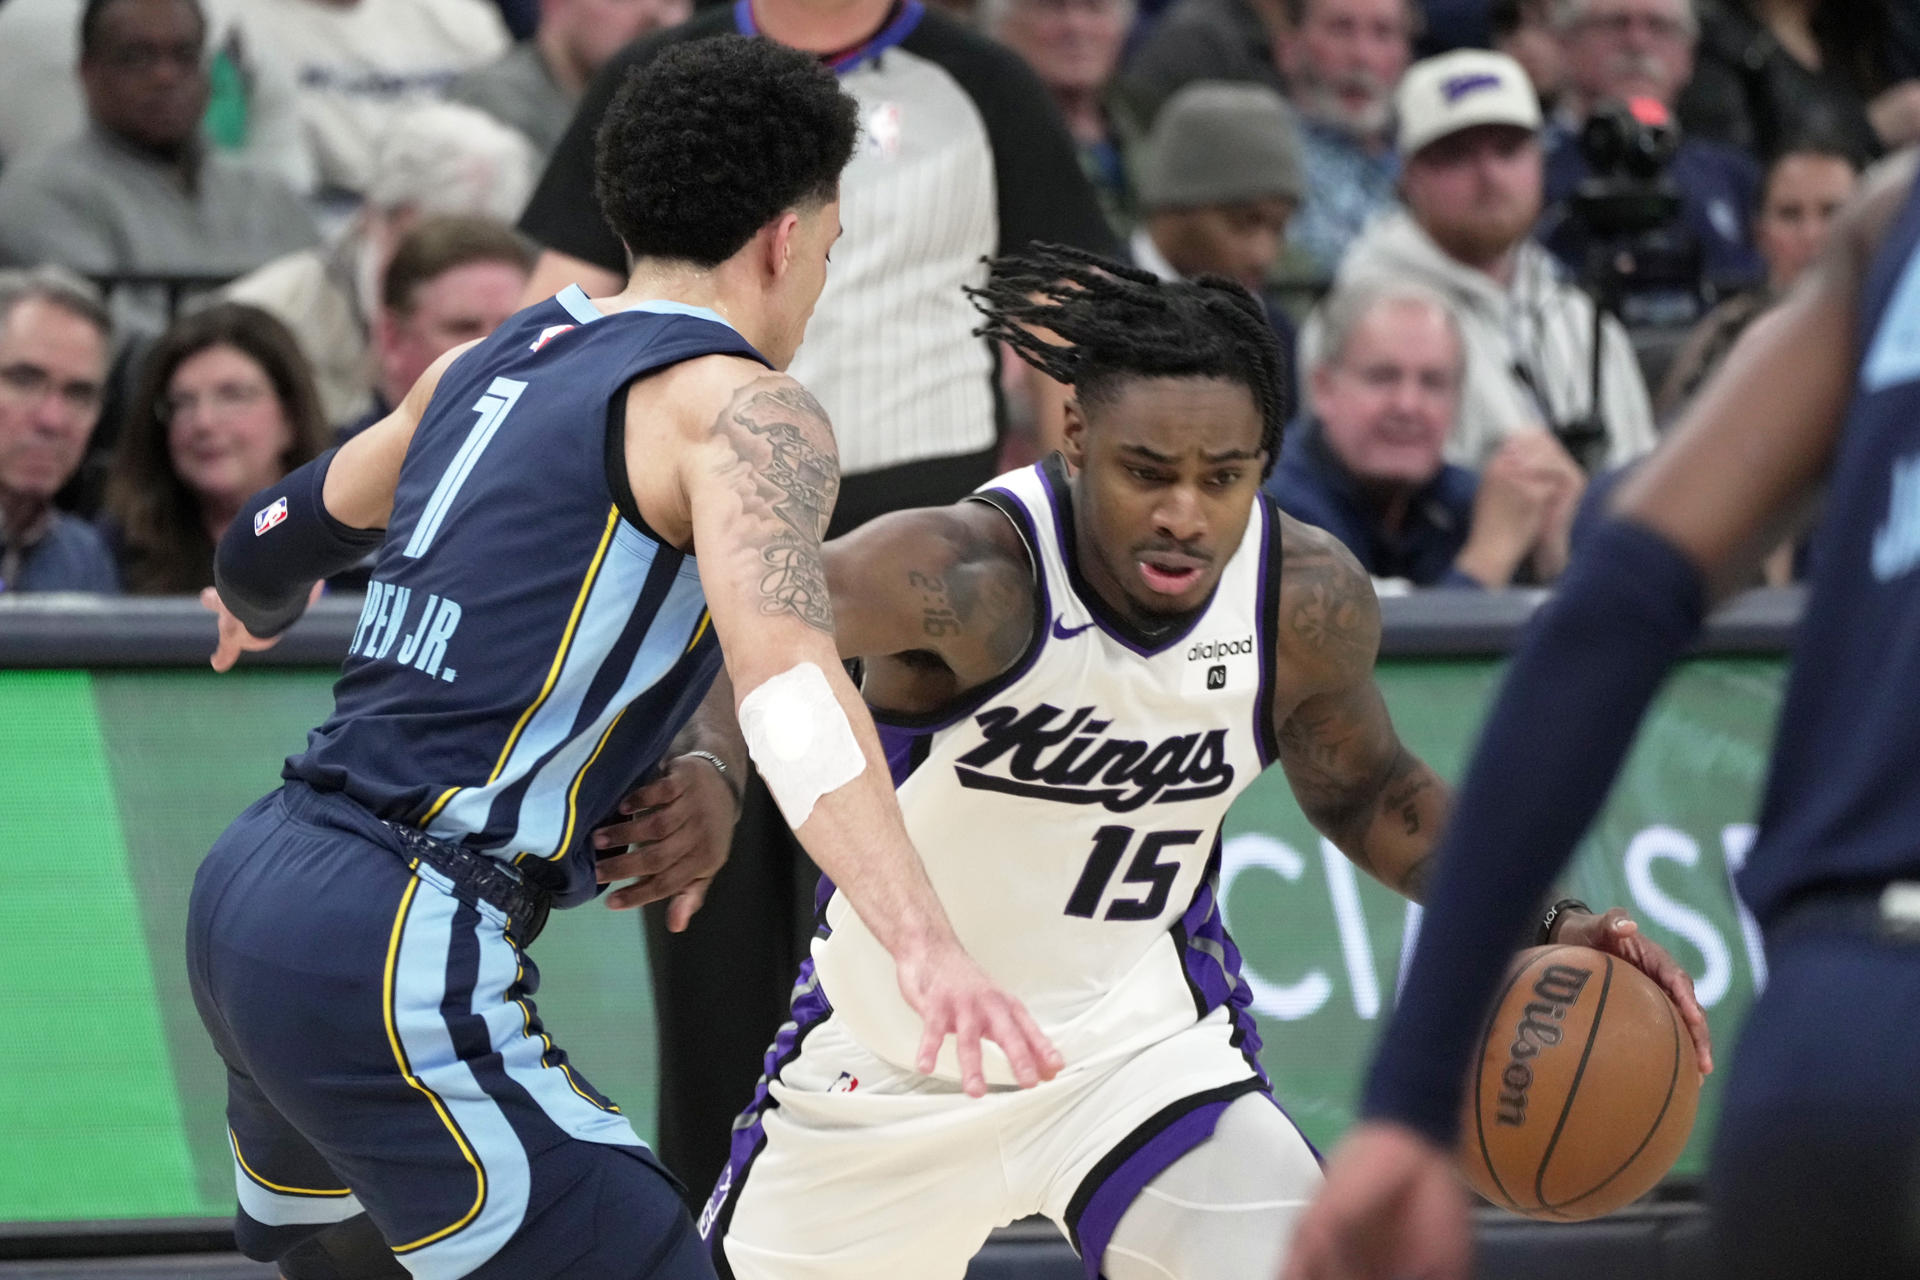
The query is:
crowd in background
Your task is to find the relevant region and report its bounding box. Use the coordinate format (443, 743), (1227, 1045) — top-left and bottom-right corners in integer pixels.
(0, 0), (1915, 599)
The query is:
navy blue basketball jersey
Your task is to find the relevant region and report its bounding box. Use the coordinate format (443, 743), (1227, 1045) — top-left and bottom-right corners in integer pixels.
(285, 286), (769, 908)
(1739, 167), (1920, 922)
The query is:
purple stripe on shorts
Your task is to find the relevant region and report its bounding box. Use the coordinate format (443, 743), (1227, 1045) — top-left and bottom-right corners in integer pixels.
(697, 958), (834, 1243)
(1070, 1086), (1256, 1279)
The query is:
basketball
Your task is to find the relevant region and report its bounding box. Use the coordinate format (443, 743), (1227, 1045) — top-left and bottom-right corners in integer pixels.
(1457, 944), (1701, 1221)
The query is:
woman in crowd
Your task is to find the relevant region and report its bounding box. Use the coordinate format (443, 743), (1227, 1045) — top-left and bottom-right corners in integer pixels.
(1683, 0), (1920, 162)
(1657, 136), (1860, 417)
(101, 303), (329, 595)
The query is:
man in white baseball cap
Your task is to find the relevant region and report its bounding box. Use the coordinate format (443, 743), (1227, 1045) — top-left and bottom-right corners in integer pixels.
(1302, 48), (1658, 471)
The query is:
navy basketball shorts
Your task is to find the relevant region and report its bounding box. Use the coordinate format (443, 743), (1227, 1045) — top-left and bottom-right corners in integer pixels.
(1710, 925), (1920, 1280)
(185, 782), (713, 1280)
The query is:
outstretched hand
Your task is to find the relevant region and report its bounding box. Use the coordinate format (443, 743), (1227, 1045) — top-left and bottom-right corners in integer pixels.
(200, 583), (322, 672)
(1553, 906), (1714, 1077)
(894, 937), (1064, 1098)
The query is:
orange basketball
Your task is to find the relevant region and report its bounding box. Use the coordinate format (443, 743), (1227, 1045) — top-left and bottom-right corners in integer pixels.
(1457, 944), (1701, 1221)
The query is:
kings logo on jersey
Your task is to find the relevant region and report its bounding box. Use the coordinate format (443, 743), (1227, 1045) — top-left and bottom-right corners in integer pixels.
(952, 703), (1234, 812)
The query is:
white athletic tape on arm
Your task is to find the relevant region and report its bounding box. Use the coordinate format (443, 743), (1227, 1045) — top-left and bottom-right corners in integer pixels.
(738, 661), (866, 829)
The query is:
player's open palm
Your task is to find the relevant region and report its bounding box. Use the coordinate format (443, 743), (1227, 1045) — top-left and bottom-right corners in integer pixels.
(1282, 1122), (1472, 1280)
(1554, 907), (1714, 1077)
(895, 939), (1064, 1097)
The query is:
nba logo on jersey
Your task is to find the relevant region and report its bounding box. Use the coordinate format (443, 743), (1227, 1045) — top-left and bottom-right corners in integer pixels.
(829, 1072), (859, 1093)
(253, 497), (288, 536)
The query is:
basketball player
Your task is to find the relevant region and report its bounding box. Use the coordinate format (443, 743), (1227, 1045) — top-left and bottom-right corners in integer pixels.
(694, 246), (1709, 1280)
(186, 39), (1058, 1280)
(1283, 148), (1920, 1280)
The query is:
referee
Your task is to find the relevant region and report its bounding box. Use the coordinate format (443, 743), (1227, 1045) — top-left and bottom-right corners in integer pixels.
(518, 0), (1119, 1207)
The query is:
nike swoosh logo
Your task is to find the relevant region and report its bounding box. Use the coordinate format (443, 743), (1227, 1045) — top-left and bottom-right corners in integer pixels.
(1051, 615), (1095, 640)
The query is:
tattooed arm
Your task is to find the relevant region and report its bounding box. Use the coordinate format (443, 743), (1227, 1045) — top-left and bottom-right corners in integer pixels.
(654, 363), (1062, 1095)
(1272, 518), (1450, 902)
(824, 502), (1038, 707)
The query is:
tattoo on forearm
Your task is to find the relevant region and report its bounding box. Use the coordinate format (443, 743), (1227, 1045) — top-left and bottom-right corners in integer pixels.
(711, 380), (842, 634)
(1377, 748), (1433, 838)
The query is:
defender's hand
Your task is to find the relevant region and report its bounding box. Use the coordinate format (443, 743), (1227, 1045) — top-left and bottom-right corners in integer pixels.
(1553, 906), (1714, 1076)
(1282, 1122), (1472, 1280)
(894, 937), (1064, 1097)
(199, 583), (321, 672)
(593, 753), (740, 929)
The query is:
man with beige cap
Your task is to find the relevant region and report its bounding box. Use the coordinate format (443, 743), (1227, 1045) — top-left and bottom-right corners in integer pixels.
(1304, 48), (1658, 471)
(1130, 80), (1305, 339)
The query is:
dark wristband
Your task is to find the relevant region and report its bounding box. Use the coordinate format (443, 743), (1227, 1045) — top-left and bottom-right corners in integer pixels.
(1537, 897), (1590, 946)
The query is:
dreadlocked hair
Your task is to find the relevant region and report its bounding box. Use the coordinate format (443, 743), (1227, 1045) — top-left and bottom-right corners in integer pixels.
(966, 243), (1291, 477)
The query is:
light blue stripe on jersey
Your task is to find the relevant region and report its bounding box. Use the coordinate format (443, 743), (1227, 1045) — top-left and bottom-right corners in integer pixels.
(427, 524), (660, 847)
(391, 889), (530, 1278)
(507, 548), (710, 858)
(554, 285), (738, 334)
(471, 905), (644, 1147)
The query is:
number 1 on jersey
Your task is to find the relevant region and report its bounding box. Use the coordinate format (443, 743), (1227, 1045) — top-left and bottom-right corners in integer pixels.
(1064, 825), (1201, 921)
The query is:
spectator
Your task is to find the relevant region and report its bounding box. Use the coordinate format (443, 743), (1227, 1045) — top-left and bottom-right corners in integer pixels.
(1656, 134), (1858, 416)
(1493, 0), (1567, 111)
(0, 0), (315, 191)
(1115, 0), (1287, 123)
(1307, 49), (1658, 470)
(1130, 80), (1303, 347)
(516, 0), (1117, 1209)
(100, 303), (327, 594)
(1276, 0), (1414, 275)
(1682, 0), (1920, 163)
(344, 215), (534, 437)
(222, 0), (511, 212)
(985, 0), (1141, 238)
(1270, 279), (1586, 588)
(224, 101), (536, 428)
(1537, 0), (1764, 318)
(0, 267), (119, 593)
(448, 0), (690, 163)
(0, 0), (319, 332)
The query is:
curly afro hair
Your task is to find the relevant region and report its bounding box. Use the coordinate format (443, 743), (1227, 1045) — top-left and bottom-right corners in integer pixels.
(594, 36), (860, 269)
(968, 244), (1291, 477)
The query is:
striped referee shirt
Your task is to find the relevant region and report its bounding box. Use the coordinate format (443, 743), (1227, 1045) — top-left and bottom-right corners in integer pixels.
(519, 1), (1118, 477)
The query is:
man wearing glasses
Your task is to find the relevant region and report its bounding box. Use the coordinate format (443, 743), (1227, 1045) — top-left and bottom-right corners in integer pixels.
(0, 267), (118, 594)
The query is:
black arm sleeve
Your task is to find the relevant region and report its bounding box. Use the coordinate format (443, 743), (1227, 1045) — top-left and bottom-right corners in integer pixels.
(517, 11), (733, 274)
(214, 448), (386, 639)
(1358, 517), (1707, 1147)
(907, 15), (1120, 258)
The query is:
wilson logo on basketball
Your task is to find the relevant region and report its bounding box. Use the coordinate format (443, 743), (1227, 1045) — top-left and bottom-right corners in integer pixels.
(1494, 963), (1592, 1127)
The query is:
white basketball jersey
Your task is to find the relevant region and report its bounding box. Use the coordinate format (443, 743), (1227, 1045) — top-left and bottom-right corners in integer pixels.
(812, 458), (1285, 1084)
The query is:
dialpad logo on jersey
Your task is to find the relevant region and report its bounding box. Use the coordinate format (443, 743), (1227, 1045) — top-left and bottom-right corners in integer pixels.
(348, 579), (464, 682)
(1184, 633), (1256, 696)
(953, 703), (1234, 812)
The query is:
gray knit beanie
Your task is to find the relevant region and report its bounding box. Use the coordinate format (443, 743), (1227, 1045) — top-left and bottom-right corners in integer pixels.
(1135, 81), (1306, 211)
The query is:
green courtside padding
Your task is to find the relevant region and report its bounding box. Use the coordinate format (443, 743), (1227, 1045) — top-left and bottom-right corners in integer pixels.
(0, 656), (1780, 1224)
(0, 671), (202, 1220)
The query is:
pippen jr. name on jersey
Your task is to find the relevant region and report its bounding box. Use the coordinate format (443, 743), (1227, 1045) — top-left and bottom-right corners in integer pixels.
(348, 579), (465, 682)
(953, 703), (1234, 812)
